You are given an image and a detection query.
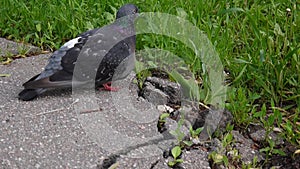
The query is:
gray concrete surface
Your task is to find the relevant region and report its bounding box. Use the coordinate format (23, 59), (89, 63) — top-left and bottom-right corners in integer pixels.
(0, 53), (103, 168)
(0, 38), (213, 169)
(0, 39), (168, 169)
(0, 38), (40, 57)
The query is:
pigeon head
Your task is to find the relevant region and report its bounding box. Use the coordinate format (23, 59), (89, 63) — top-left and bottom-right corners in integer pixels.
(116, 4), (138, 19)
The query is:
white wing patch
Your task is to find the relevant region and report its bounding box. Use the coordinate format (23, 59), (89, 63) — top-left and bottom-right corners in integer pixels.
(62, 37), (81, 49)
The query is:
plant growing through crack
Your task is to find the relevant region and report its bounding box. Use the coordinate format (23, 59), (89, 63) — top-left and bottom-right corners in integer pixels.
(0, 43), (39, 64)
(166, 110), (207, 167)
(133, 59), (155, 90)
(209, 124), (241, 168)
(168, 145), (184, 167)
(253, 102), (286, 160)
(169, 115), (186, 146)
(157, 112), (170, 132)
(209, 131), (233, 167)
(190, 126), (204, 139)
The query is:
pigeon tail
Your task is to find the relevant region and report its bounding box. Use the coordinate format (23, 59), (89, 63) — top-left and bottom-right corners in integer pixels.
(18, 88), (46, 101)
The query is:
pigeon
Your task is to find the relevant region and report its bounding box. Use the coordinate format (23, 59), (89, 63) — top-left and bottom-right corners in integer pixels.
(18, 4), (138, 101)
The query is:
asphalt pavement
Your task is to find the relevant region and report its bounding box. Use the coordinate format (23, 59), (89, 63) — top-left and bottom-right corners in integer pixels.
(0, 38), (170, 169)
(2, 29), (296, 168)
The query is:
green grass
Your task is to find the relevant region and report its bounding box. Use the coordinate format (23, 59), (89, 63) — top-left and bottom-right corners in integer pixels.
(1, 0), (299, 163)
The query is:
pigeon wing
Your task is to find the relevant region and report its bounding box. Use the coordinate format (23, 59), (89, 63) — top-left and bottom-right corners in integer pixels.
(23, 29), (99, 89)
(95, 35), (136, 86)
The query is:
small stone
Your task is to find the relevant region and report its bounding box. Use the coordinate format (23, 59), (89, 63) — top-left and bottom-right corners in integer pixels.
(141, 82), (169, 105)
(249, 129), (284, 146)
(231, 130), (264, 164)
(157, 105), (174, 113)
(164, 105), (174, 113)
(232, 130), (253, 146)
(273, 127), (282, 132)
(145, 77), (182, 105)
(192, 137), (201, 145)
(181, 149), (210, 169)
(157, 105), (166, 113)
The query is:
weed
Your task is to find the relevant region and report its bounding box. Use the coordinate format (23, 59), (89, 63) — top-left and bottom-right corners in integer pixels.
(168, 145), (184, 167)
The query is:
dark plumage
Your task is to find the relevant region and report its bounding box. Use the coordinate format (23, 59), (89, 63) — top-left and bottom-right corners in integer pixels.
(18, 4), (138, 101)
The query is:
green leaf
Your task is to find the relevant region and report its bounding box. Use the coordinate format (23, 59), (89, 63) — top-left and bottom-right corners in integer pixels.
(36, 23), (41, 32)
(285, 46), (300, 61)
(233, 58), (252, 64)
(189, 126), (193, 133)
(183, 140), (193, 146)
(171, 146), (182, 159)
(213, 153), (224, 164)
(253, 111), (263, 118)
(245, 11), (260, 39)
(223, 133), (233, 145)
(175, 159), (184, 163)
(168, 161), (176, 167)
(232, 65), (247, 84)
(223, 155), (229, 166)
(226, 124), (234, 131)
(268, 139), (275, 148)
(268, 114), (275, 126)
(160, 113), (169, 120)
(34, 32), (39, 38)
(260, 147), (271, 153)
(0, 74), (10, 77)
(273, 149), (286, 156)
(195, 127), (204, 134)
(284, 120), (293, 134)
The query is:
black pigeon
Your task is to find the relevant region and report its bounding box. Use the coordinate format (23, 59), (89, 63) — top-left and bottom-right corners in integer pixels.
(18, 4), (138, 101)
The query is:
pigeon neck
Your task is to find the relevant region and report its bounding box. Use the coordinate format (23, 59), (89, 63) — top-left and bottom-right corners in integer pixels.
(115, 14), (136, 26)
(115, 20), (135, 35)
